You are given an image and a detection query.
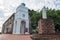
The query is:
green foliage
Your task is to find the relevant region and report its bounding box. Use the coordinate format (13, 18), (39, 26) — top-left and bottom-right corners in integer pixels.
(28, 9), (42, 29)
(32, 29), (38, 34)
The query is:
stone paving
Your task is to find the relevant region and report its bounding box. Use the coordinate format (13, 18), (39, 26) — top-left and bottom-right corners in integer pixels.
(0, 34), (32, 40)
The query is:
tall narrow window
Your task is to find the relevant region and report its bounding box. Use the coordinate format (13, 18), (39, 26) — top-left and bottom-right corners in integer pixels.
(15, 21), (17, 33)
(6, 28), (9, 33)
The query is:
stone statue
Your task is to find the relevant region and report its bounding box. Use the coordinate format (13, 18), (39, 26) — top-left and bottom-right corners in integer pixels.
(42, 6), (47, 19)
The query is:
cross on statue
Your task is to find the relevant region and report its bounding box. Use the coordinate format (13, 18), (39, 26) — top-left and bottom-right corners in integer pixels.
(42, 6), (47, 19)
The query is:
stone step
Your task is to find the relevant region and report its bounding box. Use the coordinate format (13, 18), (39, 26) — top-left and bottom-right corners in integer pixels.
(0, 34), (32, 40)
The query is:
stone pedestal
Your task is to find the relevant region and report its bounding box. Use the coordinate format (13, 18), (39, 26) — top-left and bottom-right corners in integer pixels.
(38, 19), (55, 34)
(31, 34), (60, 40)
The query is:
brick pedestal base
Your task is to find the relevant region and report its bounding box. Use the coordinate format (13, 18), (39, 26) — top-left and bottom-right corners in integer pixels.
(38, 19), (55, 34)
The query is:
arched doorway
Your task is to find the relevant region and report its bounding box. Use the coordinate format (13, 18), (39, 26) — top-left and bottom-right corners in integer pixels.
(20, 21), (26, 34)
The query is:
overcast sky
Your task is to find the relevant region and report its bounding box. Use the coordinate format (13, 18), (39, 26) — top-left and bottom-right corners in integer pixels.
(0, 0), (60, 31)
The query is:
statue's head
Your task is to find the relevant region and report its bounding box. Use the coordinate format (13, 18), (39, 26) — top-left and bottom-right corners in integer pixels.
(43, 6), (46, 9)
(21, 3), (25, 6)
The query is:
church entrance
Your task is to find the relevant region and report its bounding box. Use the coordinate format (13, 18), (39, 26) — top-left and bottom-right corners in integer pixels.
(20, 21), (26, 34)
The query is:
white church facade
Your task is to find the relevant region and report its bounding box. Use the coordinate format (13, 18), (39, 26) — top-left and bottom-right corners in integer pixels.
(2, 3), (30, 34)
(2, 3), (47, 35)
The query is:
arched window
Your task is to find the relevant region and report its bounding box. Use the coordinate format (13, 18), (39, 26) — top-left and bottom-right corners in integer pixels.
(20, 21), (26, 34)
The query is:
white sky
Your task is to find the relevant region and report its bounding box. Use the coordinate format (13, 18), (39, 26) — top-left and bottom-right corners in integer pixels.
(0, 0), (60, 32)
